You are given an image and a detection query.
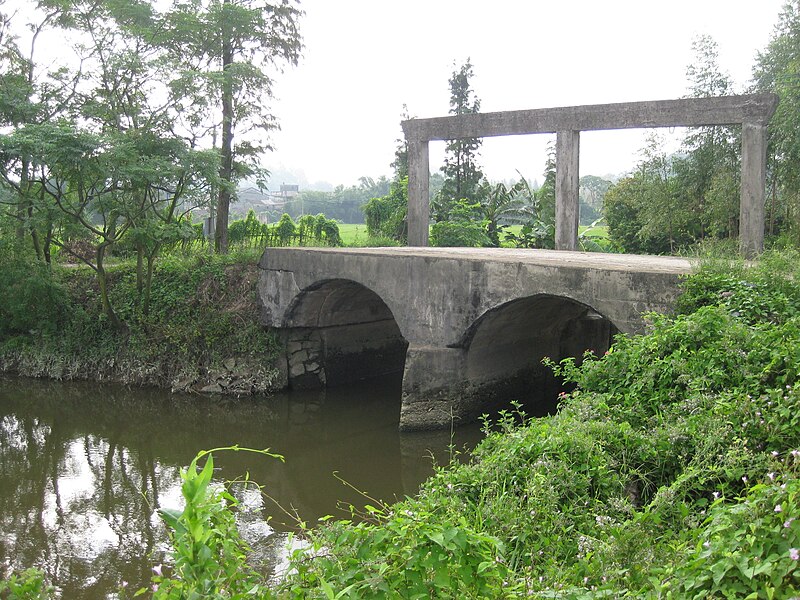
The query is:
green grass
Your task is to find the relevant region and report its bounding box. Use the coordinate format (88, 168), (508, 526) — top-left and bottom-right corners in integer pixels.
(336, 223), (609, 248)
(337, 223), (369, 245)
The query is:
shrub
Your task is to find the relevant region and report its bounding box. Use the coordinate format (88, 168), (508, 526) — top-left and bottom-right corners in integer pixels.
(0, 243), (71, 340)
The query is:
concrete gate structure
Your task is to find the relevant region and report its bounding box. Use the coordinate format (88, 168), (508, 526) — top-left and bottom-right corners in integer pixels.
(402, 93), (778, 257)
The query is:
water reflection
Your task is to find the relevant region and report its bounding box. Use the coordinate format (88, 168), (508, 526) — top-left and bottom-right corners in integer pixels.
(0, 376), (482, 598)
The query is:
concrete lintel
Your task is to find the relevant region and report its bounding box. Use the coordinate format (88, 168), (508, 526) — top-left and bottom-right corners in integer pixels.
(407, 139), (430, 247)
(555, 130), (580, 250)
(740, 121), (768, 258)
(401, 94), (779, 141)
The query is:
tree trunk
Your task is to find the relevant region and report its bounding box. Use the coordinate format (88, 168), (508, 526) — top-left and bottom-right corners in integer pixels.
(136, 243), (144, 295)
(16, 158), (30, 242)
(143, 249), (158, 317)
(215, 0), (234, 254)
(96, 243), (123, 329)
(43, 225), (52, 266)
(769, 173), (777, 237)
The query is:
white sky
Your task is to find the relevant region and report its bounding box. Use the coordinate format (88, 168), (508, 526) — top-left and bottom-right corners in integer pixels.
(267, 0), (786, 188)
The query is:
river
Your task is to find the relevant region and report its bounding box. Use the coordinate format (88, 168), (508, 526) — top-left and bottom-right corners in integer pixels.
(0, 375), (484, 598)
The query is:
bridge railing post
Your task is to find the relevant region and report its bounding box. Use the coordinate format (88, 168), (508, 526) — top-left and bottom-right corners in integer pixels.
(407, 138), (430, 246)
(555, 130), (580, 251)
(740, 121), (768, 258)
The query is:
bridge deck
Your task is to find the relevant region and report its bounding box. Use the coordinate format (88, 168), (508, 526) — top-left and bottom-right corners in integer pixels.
(259, 246), (696, 430)
(265, 246), (695, 275)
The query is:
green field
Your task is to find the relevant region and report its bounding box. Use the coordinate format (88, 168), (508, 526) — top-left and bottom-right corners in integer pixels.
(336, 223), (609, 247)
(337, 223), (369, 245)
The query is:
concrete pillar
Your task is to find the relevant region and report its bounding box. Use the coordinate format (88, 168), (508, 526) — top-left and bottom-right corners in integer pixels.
(740, 121), (768, 258)
(399, 345), (467, 431)
(407, 138), (430, 246)
(555, 130), (580, 251)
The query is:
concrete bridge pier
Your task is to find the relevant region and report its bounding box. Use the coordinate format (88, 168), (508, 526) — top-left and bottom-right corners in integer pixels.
(400, 346), (467, 431)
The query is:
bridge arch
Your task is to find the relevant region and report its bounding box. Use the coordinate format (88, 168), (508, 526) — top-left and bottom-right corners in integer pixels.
(282, 279), (408, 389)
(455, 294), (619, 419)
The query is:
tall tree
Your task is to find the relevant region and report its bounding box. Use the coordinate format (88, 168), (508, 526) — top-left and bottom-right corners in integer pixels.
(160, 0), (302, 253)
(435, 58), (484, 221)
(0, 0), (80, 256)
(679, 35), (739, 240)
(753, 0), (800, 237)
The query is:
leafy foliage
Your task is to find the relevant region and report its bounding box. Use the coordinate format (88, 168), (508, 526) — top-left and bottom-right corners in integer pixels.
(0, 568), (53, 600)
(284, 508), (510, 599)
(0, 241), (70, 340)
(500, 162), (555, 249)
(363, 178), (408, 243)
(153, 448), (282, 599)
(753, 0), (800, 239)
(434, 58), (485, 221)
(430, 199), (488, 247)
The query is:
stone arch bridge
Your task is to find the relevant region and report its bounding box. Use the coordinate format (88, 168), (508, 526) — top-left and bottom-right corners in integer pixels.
(258, 247), (692, 431)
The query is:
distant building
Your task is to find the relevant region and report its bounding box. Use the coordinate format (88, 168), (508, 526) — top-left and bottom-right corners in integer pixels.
(279, 184), (300, 197)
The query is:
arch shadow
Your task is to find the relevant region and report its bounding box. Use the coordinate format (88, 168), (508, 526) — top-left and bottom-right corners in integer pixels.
(283, 279), (408, 389)
(457, 294), (619, 419)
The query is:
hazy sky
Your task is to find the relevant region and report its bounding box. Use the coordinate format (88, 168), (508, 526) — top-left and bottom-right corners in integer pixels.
(267, 0), (786, 188)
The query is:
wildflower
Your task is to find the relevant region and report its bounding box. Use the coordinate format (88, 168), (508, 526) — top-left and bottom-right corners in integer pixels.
(152, 564), (162, 577)
(775, 504), (783, 513)
(152, 584), (159, 592)
(768, 472), (776, 481)
(792, 450), (800, 458)
(703, 541), (710, 549)
(712, 491), (720, 499)
(790, 548), (800, 561)
(121, 581), (128, 588)
(742, 476), (748, 484)
(772, 451), (780, 457)
(785, 518), (795, 528)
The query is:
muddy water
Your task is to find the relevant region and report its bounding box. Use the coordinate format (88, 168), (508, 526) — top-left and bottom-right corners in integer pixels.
(0, 376), (483, 598)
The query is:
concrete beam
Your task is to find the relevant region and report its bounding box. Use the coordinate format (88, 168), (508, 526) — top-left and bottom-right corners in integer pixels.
(407, 138), (430, 246)
(740, 121), (768, 258)
(555, 130), (580, 250)
(402, 94), (778, 141)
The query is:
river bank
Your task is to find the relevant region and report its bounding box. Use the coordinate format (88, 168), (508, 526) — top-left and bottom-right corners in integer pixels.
(0, 251), (286, 396)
